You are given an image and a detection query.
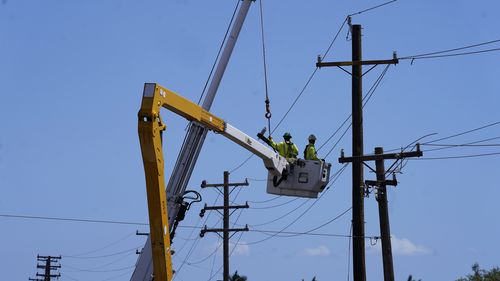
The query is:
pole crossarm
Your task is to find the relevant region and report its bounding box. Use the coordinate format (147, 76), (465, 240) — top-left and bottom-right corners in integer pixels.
(202, 203), (249, 211)
(200, 225), (249, 235)
(317, 59), (398, 68)
(339, 149), (422, 163)
(201, 179), (249, 188)
(316, 52), (399, 68)
(365, 179), (398, 187)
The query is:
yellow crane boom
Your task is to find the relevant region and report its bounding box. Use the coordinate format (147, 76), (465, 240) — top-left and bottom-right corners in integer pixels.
(137, 83), (226, 281)
(137, 83), (330, 280)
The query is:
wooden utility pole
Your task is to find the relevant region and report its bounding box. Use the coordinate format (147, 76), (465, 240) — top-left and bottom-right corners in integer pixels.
(200, 171), (249, 281)
(29, 255), (61, 281)
(351, 24), (366, 281)
(317, 22), (398, 281)
(375, 147), (395, 281)
(340, 145), (423, 281)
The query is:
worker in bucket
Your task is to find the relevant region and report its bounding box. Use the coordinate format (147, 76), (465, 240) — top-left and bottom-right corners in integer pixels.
(304, 134), (320, 161)
(269, 132), (299, 162)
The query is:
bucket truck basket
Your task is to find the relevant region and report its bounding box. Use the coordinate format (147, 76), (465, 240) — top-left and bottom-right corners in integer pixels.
(266, 159), (332, 198)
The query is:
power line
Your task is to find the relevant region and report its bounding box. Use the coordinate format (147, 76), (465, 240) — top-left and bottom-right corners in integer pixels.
(348, 0), (398, 17)
(64, 251), (136, 271)
(413, 151), (500, 160)
(247, 195), (281, 204)
(206, 230), (245, 281)
(423, 121), (500, 144)
(400, 38), (500, 60)
(402, 47), (500, 61)
(421, 136), (500, 152)
(64, 232), (135, 258)
(321, 17), (348, 61)
(249, 199), (311, 227)
(63, 269), (135, 281)
(231, 1), (396, 173)
(172, 194), (222, 280)
(244, 163), (348, 245)
(0, 214), (147, 226)
(174, 178), (247, 280)
(251, 229), (377, 239)
(322, 65), (391, 159)
(253, 206), (351, 238)
(229, 153), (254, 173)
(64, 246), (142, 259)
(249, 197), (300, 209)
(423, 143), (500, 148)
(63, 264), (135, 273)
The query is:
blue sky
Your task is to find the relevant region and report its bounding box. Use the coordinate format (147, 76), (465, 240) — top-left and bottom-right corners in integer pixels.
(1, 0), (499, 280)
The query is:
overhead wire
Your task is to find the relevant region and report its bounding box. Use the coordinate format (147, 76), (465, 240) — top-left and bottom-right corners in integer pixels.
(402, 47), (500, 61)
(247, 195), (281, 204)
(0, 214), (147, 226)
(186, 207), (244, 267)
(347, 0), (398, 17)
(412, 151), (500, 161)
(399, 38), (500, 61)
(63, 264), (135, 273)
(244, 162), (348, 245)
(423, 143), (500, 148)
(253, 206), (351, 238)
(422, 121), (500, 144)
(230, 0), (399, 174)
(63, 246), (142, 259)
(63, 231), (135, 258)
(64, 252), (136, 271)
(322, 65), (391, 159)
(206, 230), (245, 281)
(173, 193), (222, 279)
(272, 16), (348, 134)
(175, 179), (246, 279)
(247, 163), (347, 228)
(249, 197), (300, 209)
(178, 2), (399, 278)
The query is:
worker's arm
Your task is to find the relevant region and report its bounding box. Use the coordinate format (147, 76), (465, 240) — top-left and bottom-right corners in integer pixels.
(268, 137), (279, 151)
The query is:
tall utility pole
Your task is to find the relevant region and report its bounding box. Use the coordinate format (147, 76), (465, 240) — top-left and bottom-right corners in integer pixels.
(29, 255), (61, 281)
(340, 145), (423, 281)
(351, 24), (365, 281)
(199, 171), (249, 281)
(316, 22), (398, 281)
(374, 147), (394, 281)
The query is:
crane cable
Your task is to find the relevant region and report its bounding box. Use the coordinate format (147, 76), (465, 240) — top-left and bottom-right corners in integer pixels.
(259, 0), (272, 137)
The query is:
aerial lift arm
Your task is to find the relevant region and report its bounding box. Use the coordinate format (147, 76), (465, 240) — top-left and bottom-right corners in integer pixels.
(138, 83), (288, 281)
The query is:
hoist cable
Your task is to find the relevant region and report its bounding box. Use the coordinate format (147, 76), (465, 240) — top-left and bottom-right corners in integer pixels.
(259, 0), (272, 136)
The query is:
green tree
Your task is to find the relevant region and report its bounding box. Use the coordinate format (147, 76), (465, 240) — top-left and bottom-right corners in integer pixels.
(456, 263), (500, 281)
(229, 270), (247, 281)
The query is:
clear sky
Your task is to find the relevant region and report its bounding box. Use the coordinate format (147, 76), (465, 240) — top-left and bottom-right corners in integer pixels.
(1, 1), (499, 281)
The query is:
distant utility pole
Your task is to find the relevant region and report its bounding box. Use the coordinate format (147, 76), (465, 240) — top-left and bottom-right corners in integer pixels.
(199, 171), (249, 281)
(29, 255), (61, 281)
(316, 21), (398, 281)
(340, 145), (423, 281)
